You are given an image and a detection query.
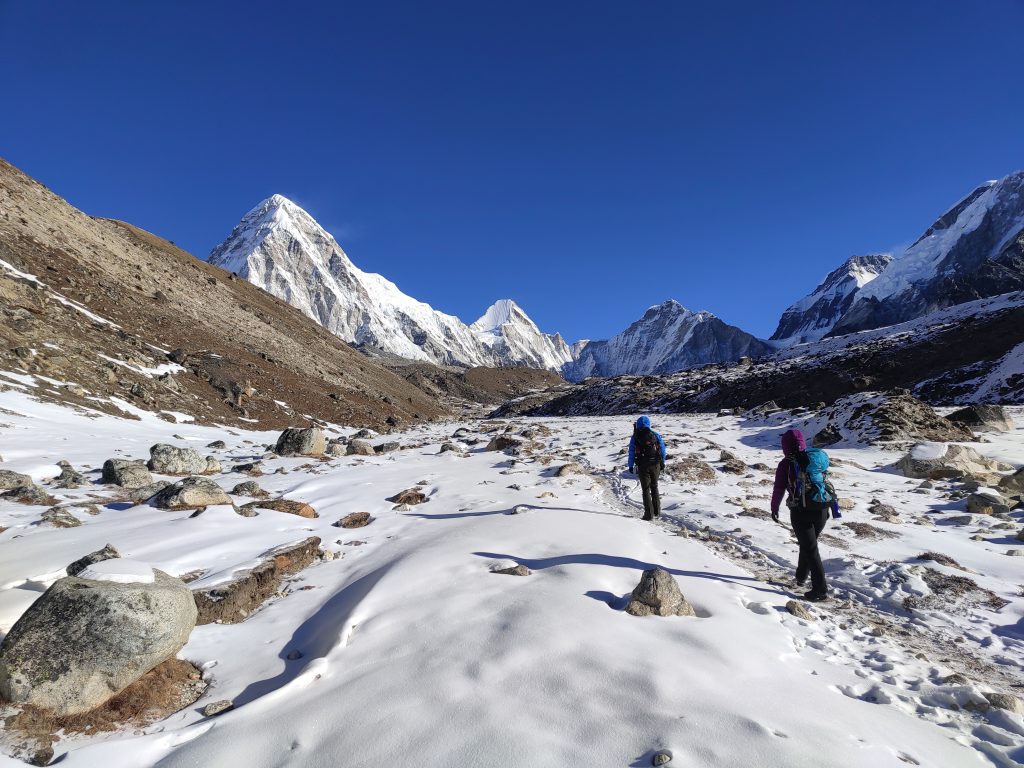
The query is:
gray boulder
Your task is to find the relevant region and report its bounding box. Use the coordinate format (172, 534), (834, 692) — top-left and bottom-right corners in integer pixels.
(66, 544), (121, 576)
(625, 568), (695, 617)
(53, 460), (88, 489)
(346, 439), (376, 456)
(148, 443), (209, 475)
(204, 456), (222, 474)
(0, 565), (197, 715)
(4, 484), (57, 506)
(39, 507), (82, 528)
(999, 468), (1024, 496)
(274, 427), (326, 457)
(325, 442), (347, 456)
(946, 404), (1013, 433)
(230, 480), (268, 498)
(374, 441), (400, 454)
(126, 480), (172, 504)
(897, 443), (1013, 480)
(966, 491), (1011, 516)
(152, 477), (231, 509)
(0, 469), (32, 490)
(102, 458), (154, 488)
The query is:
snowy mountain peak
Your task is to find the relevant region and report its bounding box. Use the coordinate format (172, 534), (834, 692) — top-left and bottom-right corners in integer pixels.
(471, 299), (532, 334)
(829, 170), (1024, 336)
(470, 299), (573, 370)
(771, 253), (893, 344)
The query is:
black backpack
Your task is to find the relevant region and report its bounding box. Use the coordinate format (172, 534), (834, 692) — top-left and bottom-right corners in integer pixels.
(634, 427), (661, 466)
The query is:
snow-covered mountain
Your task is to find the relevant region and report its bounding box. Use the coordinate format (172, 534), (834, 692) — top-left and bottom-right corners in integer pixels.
(470, 299), (574, 371)
(771, 254), (893, 345)
(828, 171), (1024, 336)
(564, 300), (772, 381)
(208, 196), (565, 370)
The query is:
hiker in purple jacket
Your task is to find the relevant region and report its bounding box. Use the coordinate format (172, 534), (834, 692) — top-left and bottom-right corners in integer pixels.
(771, 428), (830, 601)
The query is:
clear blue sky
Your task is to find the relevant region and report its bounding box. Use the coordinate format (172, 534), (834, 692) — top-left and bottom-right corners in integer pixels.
(2, 1), (1022, 342)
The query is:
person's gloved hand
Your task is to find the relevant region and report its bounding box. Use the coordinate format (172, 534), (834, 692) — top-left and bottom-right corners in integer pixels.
(771, 511), (780, 523)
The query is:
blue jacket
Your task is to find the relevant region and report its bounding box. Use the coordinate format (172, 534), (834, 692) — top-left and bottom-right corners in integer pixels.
(628, 416), (666, 469)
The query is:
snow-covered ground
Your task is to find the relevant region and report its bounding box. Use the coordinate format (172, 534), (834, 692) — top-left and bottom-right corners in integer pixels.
(0, 392), (1022, 767)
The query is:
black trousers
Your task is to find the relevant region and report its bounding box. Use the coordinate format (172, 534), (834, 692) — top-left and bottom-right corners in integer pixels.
(790, 507), (828, 592)
(637, 464), (662, 520)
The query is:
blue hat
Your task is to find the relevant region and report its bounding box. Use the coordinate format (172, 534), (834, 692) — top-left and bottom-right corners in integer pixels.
(635, 416), (651, 428)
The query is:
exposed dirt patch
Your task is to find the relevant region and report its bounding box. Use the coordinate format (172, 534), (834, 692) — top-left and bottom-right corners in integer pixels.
(906, 568), (1009, 612)
(2, 658), (205, 765)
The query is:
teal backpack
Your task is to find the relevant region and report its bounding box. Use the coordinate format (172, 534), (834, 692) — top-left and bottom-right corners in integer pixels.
(788, 448), (840, 516)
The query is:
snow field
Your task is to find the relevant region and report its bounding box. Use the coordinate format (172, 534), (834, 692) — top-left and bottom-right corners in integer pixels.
(0, 396), (1022, 767)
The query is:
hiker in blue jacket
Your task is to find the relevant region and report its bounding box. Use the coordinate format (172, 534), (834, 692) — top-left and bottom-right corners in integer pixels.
(628, 416), (667, 521)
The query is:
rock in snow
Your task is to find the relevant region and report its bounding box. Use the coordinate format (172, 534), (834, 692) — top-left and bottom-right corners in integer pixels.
(0, 567), (196, 715)
(625, 568), (695, 617)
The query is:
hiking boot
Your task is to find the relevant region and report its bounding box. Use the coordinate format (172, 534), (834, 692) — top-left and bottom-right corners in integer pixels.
(803, 589), (829, 602)
(642, 514), (653, 521)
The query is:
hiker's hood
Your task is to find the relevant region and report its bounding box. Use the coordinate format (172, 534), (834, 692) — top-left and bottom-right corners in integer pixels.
(780, 428), (806, 454)
(635, 416), (651, 429)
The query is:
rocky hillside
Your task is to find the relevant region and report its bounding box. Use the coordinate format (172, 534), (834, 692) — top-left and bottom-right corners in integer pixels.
(0, 159), (448, 430)
(495, 291), (1024, 417)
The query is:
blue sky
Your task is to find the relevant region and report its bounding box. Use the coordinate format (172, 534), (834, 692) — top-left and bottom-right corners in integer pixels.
(2, 1), (1022, 342)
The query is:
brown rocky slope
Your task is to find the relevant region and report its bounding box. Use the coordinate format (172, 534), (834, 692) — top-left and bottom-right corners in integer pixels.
(0, 158), (449, 429)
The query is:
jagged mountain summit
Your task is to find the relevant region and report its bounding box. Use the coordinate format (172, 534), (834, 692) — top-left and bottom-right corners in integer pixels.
(208, 196), (561, 369)
(565, 300), (773, 381)
(771, 254), (893, 345)
(470, 299), (574, 371)
(828, 171), (1024, 336)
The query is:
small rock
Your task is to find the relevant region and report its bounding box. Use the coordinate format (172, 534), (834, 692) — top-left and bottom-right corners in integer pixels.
(983, 692), (1023, 714)
(231, 480), (268, 498)
(152, 477), (231, 509)
(102, 458), (153, 488)
(255, 499), (318, 519)
(346, 439), (376, 456)
(388, 488), (427, 505)
(66, 544), (121, 576)
(206, 440), (227, 450)
(439, 442), (463, 454)
(5, 484), (58, 506)
(625, 568), (695, 617)
(126, 481), (172, 504)
(556, 463), (586, 477)
(785, 600), (814, 620)
(966, 491), (1011, 516)
(286, 650), (303, 660)
(204, 456), (222, 474)
(652, 750), (673, 766)
(40, 506), (82, 528)
(202, 699), (235, 717)
(943, 673), (969, 685)
(1006, 549), (1024, 557)
(491, 564), (530, 576)
(334, 512), (373, 528)
(374, 441), (400, 454)
(232, 461), (263, 475)
(325, 443), (347, 456)
(52, 460), (89, 489)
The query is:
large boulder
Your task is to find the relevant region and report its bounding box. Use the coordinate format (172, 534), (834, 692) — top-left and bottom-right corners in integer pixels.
(625, 568), (695, 617)
(896, 443), (1014, 480)
(0, 469), (32, 490)
(152, 477), (231, 509)
(966, 491), (1011, 516)
(274, 427), (326, 457)
(346, 439), (376, 456)
(148, 444), (209, 475)
(0, 562), (197, 715)
(999, 468), (1024, 497)
(53, 460), (89, 489)
(102, 458), (154, 488)
(946, 404), (1013, 433)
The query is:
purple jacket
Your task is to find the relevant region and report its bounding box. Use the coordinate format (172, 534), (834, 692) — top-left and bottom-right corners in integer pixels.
(770, 428), (806, 514)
